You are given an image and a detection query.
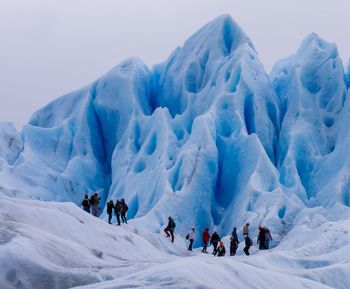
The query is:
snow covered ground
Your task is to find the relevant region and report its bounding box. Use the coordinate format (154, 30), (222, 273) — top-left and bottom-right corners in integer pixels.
(1, 193), (349, 289)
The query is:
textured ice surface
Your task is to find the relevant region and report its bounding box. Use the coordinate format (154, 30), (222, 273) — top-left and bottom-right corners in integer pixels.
(271, 33), (349, 208)
(0, 15), (349, 288)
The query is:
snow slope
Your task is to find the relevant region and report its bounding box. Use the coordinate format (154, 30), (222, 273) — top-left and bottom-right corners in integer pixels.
(1, 193), (344, 289)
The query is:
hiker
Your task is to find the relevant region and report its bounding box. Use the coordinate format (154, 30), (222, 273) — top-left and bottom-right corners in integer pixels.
(202, 228), (210, 253)
(243, 234), (252, 256)
(187, 228), (195, 251)
(106, 200), (114, 224)
(91, 193), (100, 217)
(120, 199), (128, 224)
(231, 227), (239, 242)
(210, 231), (221, 255)
(230, 227), (239, 256)
(265, 227), (272, 249)
(164, 216), (176, 243)
(89, 195), (95, 211)
(215, 242), (226, 257)
(257, 225), (267, 250)
(230, 236), (238, 256)
(81, 194), (91, 213)
(114, 199), (121, 225)
(243, 222), (250, 237)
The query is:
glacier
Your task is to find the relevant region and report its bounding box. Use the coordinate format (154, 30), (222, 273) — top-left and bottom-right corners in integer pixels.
(0, 14), (350, 289)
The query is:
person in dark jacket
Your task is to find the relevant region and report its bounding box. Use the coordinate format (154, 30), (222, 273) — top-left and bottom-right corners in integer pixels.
(244, 235), (252, 256)
(215, 242), (226, 257)
(89, 195), (95, 211)
(114, 199), (121, 225)
(202, 228), (210, 253)
(120, 199), (128, 224)
(230, 236), (238, 256)
(231, 227), (239, 256)
(231, 227), (239, 242)
(106, 200), (114, 224)
(81, 194), (91, 213)
(257, 226), (267, 250)
(164, 216), (176, 243)
(91, 193), (100, 217)
(210, 231), (221, 255)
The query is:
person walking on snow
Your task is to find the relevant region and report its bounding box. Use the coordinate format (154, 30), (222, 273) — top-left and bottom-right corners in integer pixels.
(202, 228), (210, 253)
(243, 234), (252, 255)
(230, 227), (239, 256)
(242, 223), (251, 255)
(215, 242), (226, 257)
(187, 228), (195, 251)
(210, 231), (221, 255)
(164, 216), (176, 243)
(257, 225), (267, 250)
(91, 193), (100, 217)
(243, 222), (250, 237)
(230, 236), (238, 256)
(81, 194), (91, 213)
(120, 199), (128, 224)
(231, 227), (239, 242)
(106, 200), (114, 224)
(114, 199), (121, 225)
(89, 195), (95, 212)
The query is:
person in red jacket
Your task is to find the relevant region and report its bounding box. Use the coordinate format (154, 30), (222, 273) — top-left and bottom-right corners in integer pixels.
(202, 228), (210, 253)
(120, 199), (128, 224)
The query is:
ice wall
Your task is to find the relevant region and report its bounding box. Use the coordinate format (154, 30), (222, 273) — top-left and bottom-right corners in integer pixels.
(271, 33), (349, 208)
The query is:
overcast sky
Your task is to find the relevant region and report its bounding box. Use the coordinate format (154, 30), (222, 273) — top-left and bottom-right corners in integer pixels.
(0, 0), (349, 128)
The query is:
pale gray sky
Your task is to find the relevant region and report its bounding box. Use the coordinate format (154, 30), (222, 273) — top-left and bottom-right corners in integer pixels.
(0, 0), (349, 128)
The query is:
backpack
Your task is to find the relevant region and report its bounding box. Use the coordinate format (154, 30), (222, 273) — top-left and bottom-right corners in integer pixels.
(249, 237), (253, 246)
(185, 233), (189, 240)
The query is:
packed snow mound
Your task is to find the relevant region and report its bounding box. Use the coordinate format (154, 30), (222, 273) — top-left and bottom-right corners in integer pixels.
(73, 258), (332, 289)
(0, 193), (168, 289)
(1, 193), (343, 289)
(240, 204), (350, 289)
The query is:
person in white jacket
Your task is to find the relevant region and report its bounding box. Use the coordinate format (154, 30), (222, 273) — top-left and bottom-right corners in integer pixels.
(187, 228), (196, 251)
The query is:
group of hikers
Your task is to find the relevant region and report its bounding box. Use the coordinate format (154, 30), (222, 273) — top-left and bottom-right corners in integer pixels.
(179, 218), (272, 256)
(81, 197), (272, 256)
(81, 193), (101, 216)
(81, 194), (129, 225)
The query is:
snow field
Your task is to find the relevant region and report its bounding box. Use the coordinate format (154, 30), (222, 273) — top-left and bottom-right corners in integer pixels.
(2, 194), (345, 289)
